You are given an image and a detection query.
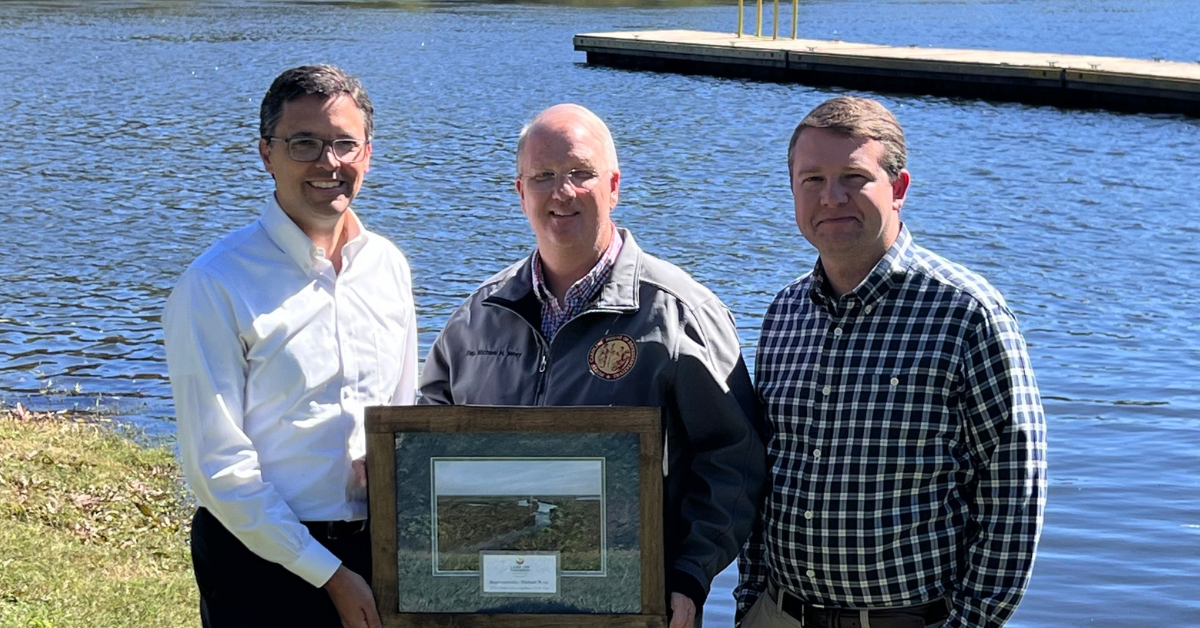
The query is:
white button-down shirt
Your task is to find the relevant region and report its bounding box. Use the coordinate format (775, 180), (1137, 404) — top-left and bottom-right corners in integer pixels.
(163, 198), (417, 587)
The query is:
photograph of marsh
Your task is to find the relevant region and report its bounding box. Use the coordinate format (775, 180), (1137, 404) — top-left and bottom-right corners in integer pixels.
(393, 431), (642, 613)
(433, 459), (605, 574)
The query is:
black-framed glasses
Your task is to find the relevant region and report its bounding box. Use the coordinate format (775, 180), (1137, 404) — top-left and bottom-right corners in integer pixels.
(264, 135), (370, 163)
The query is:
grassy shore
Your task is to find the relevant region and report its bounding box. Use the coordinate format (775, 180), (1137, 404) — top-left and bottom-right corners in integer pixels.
(0, 404), (197, 627)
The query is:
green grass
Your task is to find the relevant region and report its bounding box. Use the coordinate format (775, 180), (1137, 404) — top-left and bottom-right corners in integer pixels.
(0, 405), (197, 627)
(436, 496), (603, 572)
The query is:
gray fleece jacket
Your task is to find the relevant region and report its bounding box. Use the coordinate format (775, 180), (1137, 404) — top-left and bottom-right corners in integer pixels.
(419, 228), (766, 608)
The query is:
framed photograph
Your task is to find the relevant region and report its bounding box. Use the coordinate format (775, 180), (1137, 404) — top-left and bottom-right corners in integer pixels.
(366, 405), (666, 628)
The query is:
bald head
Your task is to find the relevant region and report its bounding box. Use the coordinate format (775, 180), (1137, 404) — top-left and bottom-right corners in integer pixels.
(516, 104), (619, 175)
(513, 103), (622, 278)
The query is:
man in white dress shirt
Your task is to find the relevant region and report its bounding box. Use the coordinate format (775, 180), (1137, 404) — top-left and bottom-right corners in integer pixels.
(163, 65), (417, 628)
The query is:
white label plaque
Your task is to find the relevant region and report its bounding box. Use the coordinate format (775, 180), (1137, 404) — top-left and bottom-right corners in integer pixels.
(479, 551), (560, 596)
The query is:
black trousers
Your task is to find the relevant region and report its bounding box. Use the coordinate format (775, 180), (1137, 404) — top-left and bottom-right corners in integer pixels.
(190, 507), (372, 628)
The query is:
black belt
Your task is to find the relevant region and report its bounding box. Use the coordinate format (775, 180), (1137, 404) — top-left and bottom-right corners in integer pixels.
(770, 584), (950, 628)
(303, 519), (368, 541)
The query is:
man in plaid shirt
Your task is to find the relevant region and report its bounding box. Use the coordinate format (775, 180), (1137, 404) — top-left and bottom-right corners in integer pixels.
(736, 96), (1047, 628)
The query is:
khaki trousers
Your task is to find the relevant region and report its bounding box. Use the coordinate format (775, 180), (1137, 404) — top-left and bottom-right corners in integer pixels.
(742, 589), (803, 628)
(741, 589), (947, 628)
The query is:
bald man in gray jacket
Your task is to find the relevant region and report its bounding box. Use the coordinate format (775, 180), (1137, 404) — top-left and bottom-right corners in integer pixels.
(420, 104), (765, 628)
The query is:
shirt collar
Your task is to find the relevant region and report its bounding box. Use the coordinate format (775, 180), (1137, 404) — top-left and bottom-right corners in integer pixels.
(487, 226), (642, 312)
(530, 221), (622, 307)
(260, 196), (366, 274)
(810, 223), (914, 310)
(592, 227), (640, 310)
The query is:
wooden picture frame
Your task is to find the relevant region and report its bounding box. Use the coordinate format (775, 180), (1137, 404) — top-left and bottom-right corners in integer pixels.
(366, 405), (666, 628)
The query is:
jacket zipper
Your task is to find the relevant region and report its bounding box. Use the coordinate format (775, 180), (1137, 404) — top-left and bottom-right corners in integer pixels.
(491, 304), (550, 405)
(529, 328), (550, 405)
(532, 307), (625, 405)
(487, 303), (626, 407)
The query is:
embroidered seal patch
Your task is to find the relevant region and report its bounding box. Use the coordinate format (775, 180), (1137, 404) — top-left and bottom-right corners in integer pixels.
(588, 334), (637, 380)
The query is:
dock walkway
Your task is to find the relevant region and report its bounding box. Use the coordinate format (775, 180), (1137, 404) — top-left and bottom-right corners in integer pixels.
(574, 30), (1200, 116)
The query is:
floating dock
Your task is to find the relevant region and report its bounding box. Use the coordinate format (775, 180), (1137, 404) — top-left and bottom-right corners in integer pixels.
(574, 30), (1200, 116)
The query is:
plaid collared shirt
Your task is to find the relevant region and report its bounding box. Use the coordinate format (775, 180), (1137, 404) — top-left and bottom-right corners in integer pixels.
(736, 226), (1047, 628)
(531, 222), (623, 340)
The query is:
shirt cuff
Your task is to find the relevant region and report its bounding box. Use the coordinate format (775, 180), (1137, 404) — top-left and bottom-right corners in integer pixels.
(285, 537), (343, 588)
(668, 568), (709, 609)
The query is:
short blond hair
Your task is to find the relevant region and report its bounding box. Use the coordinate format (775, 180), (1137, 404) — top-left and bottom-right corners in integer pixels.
(787, 96), (906, 181)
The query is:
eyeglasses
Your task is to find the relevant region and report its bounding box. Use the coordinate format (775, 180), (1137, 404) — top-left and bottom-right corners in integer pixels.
(264, 135), (370, 163)
(521, 168), (604, 192)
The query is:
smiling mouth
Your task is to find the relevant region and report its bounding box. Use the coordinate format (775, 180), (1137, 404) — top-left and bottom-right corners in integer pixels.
(309, 181), (344, 190)
(550, 209), (579, 217)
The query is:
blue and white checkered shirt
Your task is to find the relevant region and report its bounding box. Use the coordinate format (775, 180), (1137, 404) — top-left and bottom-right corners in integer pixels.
(736, 225), (1047, 628)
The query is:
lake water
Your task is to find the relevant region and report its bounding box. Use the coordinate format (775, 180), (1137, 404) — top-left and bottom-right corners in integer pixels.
(2, 0), (1198, 625)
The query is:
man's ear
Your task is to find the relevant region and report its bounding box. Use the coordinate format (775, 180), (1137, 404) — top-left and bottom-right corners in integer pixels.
(609, 170), (621, 206)
(891, 169), (910, 211)
(259, 138), (275, 176)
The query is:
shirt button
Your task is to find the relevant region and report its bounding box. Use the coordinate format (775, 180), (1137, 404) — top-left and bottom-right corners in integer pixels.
(805, 569), (816, 578)
(890, 377), (900, 386)
(804, 510), (814, 520)
(822, 385), (832, 396)
(833, 327), (843, 337)
(864, 304), (874, 314)
(813, 448), (821, 458)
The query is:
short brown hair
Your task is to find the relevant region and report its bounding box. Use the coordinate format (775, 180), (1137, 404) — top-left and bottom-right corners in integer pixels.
(259, 65), (374, 139)
(787, 96), (906, 181)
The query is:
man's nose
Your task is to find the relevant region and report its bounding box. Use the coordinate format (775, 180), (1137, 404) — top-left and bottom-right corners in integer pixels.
(550, 176), (577, 200)
(314, 144), (341, 169)
(820, 180), (848, 206)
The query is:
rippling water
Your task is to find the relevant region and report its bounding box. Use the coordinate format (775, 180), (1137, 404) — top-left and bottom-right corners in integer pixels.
(2, 1), (1198, 625)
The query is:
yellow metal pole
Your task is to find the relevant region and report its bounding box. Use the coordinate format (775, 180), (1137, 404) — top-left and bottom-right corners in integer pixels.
(773, 0), (779, 40)
(792, 0), (798, 38)
(756, 0), (762, 37)
(737, 0), (744, 37)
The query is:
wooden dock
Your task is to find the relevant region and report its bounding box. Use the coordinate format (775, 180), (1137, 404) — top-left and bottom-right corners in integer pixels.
(574, 30), (1200, 116)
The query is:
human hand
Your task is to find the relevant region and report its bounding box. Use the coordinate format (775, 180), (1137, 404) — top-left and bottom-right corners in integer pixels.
(323, 564), (381, 628)
(352, 456), (368, 488)
(669, 592), (697, 628)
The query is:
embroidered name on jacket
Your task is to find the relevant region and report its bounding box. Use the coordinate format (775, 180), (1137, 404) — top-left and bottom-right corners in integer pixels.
(588, 334), (637, 380)
(465, 349), (523, 358)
